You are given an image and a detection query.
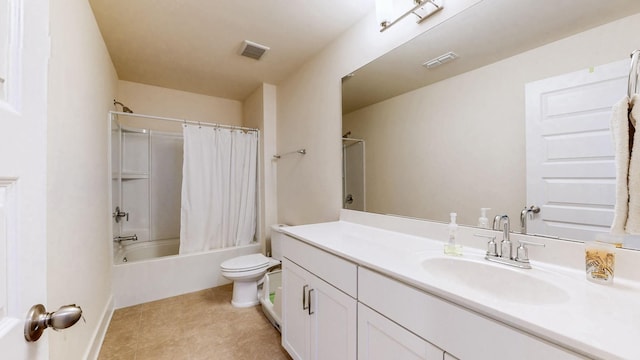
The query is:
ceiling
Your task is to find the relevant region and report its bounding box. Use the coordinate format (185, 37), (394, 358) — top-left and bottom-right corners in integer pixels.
(89, 0), (375, 101)
(342, 0), (640, 113)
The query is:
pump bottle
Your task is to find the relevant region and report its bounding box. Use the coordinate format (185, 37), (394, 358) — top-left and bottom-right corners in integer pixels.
(444, 212), (463, 256)
(478, 208), (491, 228)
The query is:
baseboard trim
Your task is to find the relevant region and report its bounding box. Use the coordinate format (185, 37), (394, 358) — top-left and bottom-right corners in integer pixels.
(84, 295), (114, 360)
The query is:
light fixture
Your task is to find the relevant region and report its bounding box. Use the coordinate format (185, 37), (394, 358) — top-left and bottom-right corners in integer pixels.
(376, 0), (444, 33)
(375, 0), (394, 28)
(422, 51), (458, 69)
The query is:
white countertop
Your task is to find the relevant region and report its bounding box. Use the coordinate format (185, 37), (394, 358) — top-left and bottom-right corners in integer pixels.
(282, 220), (640, 360)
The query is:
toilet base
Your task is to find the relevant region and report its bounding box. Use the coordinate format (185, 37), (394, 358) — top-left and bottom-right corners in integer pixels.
(230, 280), (260, 308)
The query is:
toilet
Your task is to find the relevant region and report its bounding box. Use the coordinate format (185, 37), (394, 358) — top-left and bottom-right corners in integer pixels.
(220, 224), (285, 308)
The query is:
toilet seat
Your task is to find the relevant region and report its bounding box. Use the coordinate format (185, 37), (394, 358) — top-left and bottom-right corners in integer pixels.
(220, 253), (274, 273)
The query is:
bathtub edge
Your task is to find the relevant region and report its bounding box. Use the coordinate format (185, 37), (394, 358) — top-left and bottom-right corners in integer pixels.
(113, 243), (261, 308)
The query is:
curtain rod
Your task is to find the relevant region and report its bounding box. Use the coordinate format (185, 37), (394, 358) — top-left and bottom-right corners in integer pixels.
(109, 111), (259, 133)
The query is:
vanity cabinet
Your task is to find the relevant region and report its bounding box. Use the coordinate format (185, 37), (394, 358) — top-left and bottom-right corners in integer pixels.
(358, 267), (586, 360)
(281, 235), (357, 360)
(281, 232), (586, 360)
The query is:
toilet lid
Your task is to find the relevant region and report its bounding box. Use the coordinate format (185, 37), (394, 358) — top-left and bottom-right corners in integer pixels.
(220, 253), (271, 272)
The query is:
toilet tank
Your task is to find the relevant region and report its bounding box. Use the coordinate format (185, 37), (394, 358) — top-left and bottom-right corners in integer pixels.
(270, 224), (287, 260)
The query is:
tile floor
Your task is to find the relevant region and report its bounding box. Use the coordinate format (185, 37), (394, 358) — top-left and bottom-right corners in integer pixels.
(98, 284), (291, 360)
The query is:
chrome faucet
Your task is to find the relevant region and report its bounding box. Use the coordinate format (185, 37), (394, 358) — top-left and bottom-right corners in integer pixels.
(493, 215), (512, 259)
(477, 214), (545, 269)
(520, 205), (540, 234)
(113, 234), (137, 243)
(112, 206), (129, 223)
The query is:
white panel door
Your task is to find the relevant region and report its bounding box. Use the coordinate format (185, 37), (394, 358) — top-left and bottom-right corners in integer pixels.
(525, 59), (628, 241)
(0, 0), (49, 358)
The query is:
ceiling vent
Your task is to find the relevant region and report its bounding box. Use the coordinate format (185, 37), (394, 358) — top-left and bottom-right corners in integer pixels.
(423, 51), (459, 69)
(240, 40), (270, 60)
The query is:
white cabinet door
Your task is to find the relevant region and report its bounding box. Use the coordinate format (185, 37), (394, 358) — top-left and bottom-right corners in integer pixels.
(282, 258), (312, 360)
(444, 353), (459, 360)
(358, 303), (443, 360)
(311, 273), (357, 360)
(282, 257), (357, 360)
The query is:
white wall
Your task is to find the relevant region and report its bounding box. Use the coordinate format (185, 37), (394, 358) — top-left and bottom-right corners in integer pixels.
(116, 80), (242, 132)
(243, 83), (278, 251)
(47, 1), (118, 359)
(276, 1), (481, 225)
(343, 12), (640, 226)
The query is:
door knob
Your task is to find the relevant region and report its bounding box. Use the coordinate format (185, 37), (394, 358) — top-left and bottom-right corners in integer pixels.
(24, 304), (83, 342)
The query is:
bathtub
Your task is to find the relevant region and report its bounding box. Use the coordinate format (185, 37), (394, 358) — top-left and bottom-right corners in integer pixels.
(112, 239), (261, 308)
(114, 238), (180, 264)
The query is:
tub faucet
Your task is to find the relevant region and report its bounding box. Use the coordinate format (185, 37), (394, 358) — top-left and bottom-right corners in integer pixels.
(112, 206), (129, 223)
(114, 235), (137, 244)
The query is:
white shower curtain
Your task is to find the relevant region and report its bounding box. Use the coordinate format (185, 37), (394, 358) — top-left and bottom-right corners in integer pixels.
(179, 125), (258, 254)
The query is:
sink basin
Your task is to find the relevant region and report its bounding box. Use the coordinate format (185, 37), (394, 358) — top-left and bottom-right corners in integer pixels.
(421, 256), (570, 305)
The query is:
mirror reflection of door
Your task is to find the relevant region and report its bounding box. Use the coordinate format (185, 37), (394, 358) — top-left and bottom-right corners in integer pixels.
(343, 138), (365, 211)
(525, 59), (627, 240)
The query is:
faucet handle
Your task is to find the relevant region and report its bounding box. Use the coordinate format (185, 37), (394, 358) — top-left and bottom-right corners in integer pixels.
(515, 240), (545, 264)
(474, 233), (498, 257)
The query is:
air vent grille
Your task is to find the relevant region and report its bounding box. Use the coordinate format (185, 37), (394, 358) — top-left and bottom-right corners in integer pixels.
(240, 40), (270, 60)
(423, 51), (458, 69)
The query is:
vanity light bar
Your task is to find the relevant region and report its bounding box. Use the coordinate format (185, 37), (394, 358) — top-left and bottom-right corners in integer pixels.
(422, 51), (459, 69)
(380, 0), (444, 33)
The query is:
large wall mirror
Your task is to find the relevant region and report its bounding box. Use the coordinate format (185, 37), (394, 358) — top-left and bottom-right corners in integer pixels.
(341, 0), (640, 249)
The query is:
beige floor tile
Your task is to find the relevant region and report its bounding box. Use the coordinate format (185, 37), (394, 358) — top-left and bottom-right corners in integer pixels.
(136, 342), (192, 360)
(99, 325), (139, 357)
(97, 348), (136, 360)
(99, 284), (290, 360)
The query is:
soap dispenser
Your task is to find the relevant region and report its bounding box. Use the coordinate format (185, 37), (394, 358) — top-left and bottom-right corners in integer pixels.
(478, 208), (491, 228)
(444, 212), (463, 256)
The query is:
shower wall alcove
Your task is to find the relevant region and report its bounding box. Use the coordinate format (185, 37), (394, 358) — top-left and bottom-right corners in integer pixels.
(109, 111), (262, 307)
(111, 119), (183, 254)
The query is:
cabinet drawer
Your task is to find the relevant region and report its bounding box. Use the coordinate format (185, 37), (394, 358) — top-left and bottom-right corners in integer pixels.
(282, 234), (357, 298)
(358, 267), (586, 360)
(358, 303), (443, 360)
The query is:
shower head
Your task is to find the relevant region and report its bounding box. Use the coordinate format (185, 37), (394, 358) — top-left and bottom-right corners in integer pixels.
(113, 100), (134, 113)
